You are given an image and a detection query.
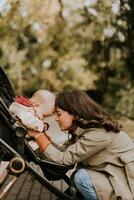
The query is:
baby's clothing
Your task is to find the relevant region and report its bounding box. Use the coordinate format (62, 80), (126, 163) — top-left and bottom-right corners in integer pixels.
(9, 98), (45, 132)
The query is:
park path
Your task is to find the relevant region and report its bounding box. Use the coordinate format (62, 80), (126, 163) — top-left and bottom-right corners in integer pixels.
(2, 165), (67, 200)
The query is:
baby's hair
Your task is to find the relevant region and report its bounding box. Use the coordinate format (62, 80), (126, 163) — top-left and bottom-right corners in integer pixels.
(31, 90), (55, 104)
(31, 90), (56, 116)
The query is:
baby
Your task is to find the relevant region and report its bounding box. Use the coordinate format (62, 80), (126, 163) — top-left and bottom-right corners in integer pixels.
(9, 90), (55, 133)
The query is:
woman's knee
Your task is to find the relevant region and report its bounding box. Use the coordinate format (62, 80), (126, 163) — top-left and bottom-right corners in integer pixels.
(73, 169), (83, 185)
(73, 169), (99, 200)
(73, 168), (93, 188)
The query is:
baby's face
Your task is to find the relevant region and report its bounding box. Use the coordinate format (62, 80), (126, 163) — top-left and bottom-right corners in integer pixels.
(44, 106), (55, 116)
(31, 94), (55, 117)
(39, 103), (55, 117)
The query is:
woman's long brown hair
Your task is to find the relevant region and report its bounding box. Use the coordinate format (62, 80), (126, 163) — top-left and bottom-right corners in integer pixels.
(55, 90), (122, 133)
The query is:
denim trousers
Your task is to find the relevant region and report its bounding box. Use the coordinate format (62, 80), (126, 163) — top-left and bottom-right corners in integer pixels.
(73, 168), (99, 200)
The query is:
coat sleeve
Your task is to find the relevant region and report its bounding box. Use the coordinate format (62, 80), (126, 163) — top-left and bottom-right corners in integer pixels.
(51, 139), (73, 152)
(43, 130), (112, 165)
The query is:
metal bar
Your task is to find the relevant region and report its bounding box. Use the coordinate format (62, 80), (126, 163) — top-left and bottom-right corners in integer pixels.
(0, 139), (73, 200)
(0, 139), (20, 157)
(0, 169), (8, 185)
(0, 97), (15, 122)
(0, 175), (17, 199)
(26, 163), (72, 200)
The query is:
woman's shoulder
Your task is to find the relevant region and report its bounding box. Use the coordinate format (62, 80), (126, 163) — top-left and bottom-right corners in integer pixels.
(85, 127), (115, 138)
(113, 130), (134, 144)
(85, 129), (134, 146)
(76, 127), (115, 141)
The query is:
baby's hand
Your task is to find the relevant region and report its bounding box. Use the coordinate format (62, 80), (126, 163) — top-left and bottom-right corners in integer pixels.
(43, 122), (49, 131)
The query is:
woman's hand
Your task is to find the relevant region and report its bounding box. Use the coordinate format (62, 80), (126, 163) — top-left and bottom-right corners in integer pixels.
(28, 129), (51, 139)
(27, 129), (39, 138)
(28, 129), (51, 151)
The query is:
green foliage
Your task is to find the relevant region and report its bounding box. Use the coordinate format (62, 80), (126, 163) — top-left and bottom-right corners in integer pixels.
(0, 0), (134, 118)
(77, 0), (134, 118)
(115, 85), (134, 119)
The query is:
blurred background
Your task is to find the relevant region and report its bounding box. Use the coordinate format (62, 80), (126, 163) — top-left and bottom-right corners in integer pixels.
(0, 0), (134, 135)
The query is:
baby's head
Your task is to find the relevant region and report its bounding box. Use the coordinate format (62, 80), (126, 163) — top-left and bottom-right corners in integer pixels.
(30, 90), (55, 116)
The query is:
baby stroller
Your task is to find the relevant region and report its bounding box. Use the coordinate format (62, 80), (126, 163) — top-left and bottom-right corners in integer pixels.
(0, 67), (82, 200)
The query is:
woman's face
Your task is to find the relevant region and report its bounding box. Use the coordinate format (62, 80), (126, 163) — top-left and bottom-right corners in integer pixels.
(56, 107), (75, 131)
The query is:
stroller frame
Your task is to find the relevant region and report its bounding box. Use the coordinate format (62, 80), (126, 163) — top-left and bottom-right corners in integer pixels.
(0, 67), (79, 200)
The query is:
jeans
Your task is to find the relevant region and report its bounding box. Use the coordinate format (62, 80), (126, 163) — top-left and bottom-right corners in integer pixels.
(73, 168), (99, 200)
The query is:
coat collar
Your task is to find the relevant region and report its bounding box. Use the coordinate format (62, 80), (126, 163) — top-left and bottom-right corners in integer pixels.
(75, 127), (99, 136)
(75, 127), (87, 136)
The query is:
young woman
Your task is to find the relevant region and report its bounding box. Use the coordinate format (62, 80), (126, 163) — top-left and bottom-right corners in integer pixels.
(28, 90), (134, 200)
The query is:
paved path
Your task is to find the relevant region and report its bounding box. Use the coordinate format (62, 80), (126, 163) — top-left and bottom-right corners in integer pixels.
(3, 173), (65, 200)
(1, 163), (69, 200)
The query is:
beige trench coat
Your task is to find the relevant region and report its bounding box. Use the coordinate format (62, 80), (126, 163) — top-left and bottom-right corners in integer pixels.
(44, 127), (134, 200)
